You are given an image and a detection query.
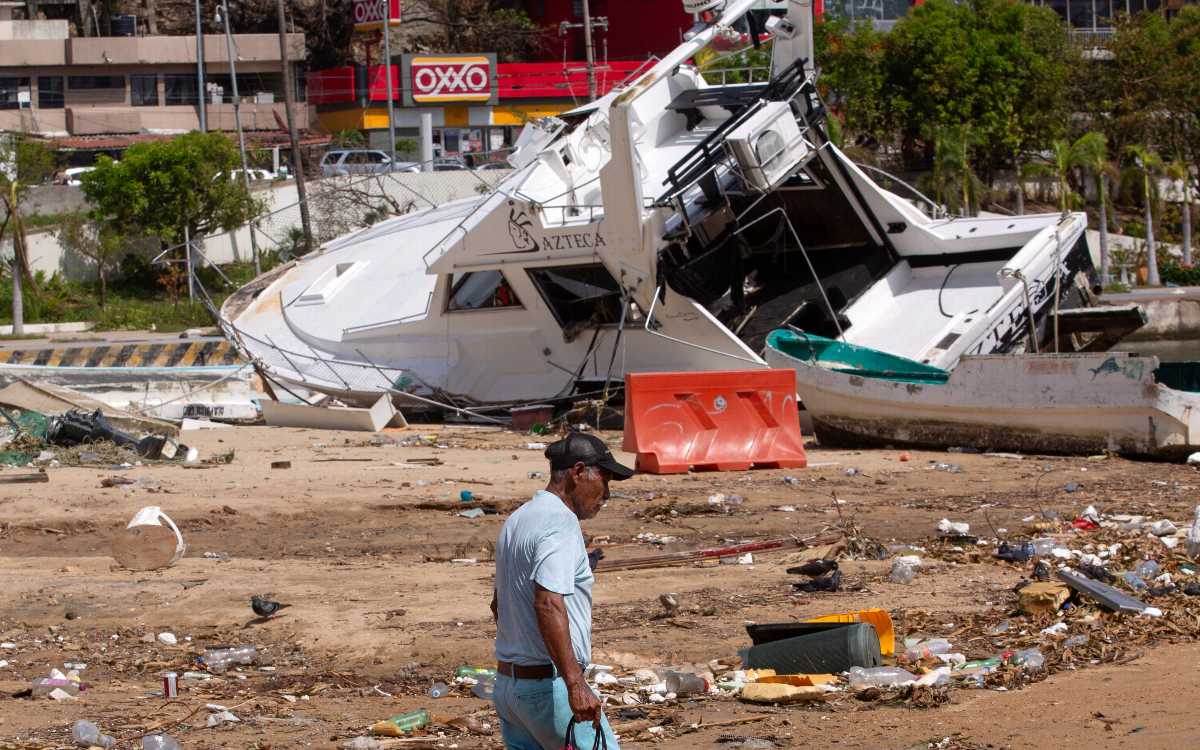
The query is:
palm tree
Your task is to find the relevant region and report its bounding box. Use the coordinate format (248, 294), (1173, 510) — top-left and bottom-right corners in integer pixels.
(1126, 145), (1164, 286)
(1073, 132), (1116, 284)
(929, 124), (981, 216)
(1166, 157), (1193, 266)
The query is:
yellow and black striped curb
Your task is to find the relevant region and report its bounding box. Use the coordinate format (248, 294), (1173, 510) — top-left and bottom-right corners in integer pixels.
(1, 340), (243, 368)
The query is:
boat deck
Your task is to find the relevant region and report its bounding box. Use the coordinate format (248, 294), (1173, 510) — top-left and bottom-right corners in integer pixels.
(842, 260), (1006, 363)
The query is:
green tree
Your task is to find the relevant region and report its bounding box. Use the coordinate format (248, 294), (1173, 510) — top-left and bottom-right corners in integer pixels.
(883, 0), (1073, 175)
(56, 215), (125, 307)
(1166, 157), (1193, 266)
(815, 17), (890, 147)
(1099, 12), (1174, 160)
(1072, 133), (1117, 283)
(927, 124), (983, 216)
(81, 131), (260, 245)
(81, 132), (263, 301)
(1126, 145), (1164, 286)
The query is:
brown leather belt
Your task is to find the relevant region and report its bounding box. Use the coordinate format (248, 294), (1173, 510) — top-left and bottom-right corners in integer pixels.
(496, 661), (556, 679)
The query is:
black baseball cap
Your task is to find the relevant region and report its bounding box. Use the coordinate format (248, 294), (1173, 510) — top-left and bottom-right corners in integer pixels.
(545, 433), (635, 480)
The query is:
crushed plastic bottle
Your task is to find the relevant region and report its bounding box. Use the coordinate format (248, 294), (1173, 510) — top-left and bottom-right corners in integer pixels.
(141, 735), (183, 750)
(665, 671), (708, 696)
(903, 638), (952, 662)
(455, 666), (497, 679)
(378, 709), (431, 734)
(848, 666), (916, 688)
(1031, 538), (1057, 557)
(1122, 571), (1148, 592)
(1006, 648), (1045, 671)
(201, 646), (257, 673)
(73, 720), (116, 749)
(1186, 506), (1200, 559)
(428, 681), (449, 698)
(1063, 634), (1088, 648)
(889, 558), (918, 583)
(343, 738), (385, 750)
(1136, 560), (1160, 579)
(471, 674), (496, 700)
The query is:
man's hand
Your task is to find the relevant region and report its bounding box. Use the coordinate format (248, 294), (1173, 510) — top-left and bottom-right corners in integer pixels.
(490, 590), (498, 622)
(565, 676), (601, 726)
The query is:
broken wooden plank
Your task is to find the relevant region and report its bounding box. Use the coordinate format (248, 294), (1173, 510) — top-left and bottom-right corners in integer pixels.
(0, 471), (49, 484)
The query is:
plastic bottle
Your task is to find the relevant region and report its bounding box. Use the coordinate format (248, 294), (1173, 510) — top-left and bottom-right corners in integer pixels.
(471, 674), (496, 700)
(1121, 571), (1147, 592)
(1136, 560), (1160, 579)
(73, 720), (116, 749)
(380, 710), (431, 734)
(201, 646), (257, 673)
(1031, 538), (1057, 557)
(1006, 648), (1045, 671)
(664, 671), (708, 696)
(428, 681), (449, 698)
(1186, 506), (1200, 559)
(904, 638), (952, 662)
(141, 735), (183, 750)
(847, 666), (916, 688)
(455, 666), (497, 679)
(890, 559), (918, 583)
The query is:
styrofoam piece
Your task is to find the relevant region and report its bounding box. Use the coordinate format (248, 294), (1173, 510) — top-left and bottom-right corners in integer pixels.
(261, 394), (403, 432)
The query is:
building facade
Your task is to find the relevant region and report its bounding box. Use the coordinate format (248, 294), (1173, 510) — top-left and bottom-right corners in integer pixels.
(307, 56), (647, 159)
(0, 4), (308, 140)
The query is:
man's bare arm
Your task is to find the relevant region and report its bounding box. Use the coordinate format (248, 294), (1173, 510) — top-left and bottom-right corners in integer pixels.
(533, 584), (600, 725)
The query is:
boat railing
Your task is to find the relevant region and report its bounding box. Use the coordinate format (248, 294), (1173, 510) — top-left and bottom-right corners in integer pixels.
(852, 162), (945, 219)
(657, 58), (818, 206)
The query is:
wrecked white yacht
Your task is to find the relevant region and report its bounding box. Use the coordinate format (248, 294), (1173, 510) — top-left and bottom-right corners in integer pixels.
(219, 0), (1092, 409)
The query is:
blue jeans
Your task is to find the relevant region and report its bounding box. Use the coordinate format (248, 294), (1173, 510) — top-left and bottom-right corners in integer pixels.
(493, 674), (619, 750)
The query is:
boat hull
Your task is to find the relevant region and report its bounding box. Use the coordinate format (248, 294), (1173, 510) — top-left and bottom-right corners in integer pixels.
(765, 348), (1200, 458)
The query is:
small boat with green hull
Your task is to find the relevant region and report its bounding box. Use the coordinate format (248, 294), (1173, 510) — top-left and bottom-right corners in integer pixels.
(765, 329), (1200, 459)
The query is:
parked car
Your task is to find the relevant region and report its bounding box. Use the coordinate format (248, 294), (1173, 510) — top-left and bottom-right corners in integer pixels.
(320, 149), (420, 177)
(63, 166), (98, 186)
(430, 156), (468, 172)
(218, 168), (280, 183)
(477, 161), (513, 171)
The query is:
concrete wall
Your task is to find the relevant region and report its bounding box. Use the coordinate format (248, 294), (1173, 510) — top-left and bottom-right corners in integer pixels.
(3, 170), (512, 283)
(0, 19), (69, 40)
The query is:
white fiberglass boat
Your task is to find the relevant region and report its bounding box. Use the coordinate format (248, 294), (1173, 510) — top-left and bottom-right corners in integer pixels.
(765, 330), (1200, 458)
(219, 0), (1092, 410)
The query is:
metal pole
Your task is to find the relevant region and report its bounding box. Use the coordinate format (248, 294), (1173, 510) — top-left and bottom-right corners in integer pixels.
(419, 111), (433, 171)
(195, 0), (207, 132)
(276, 0), (313, 253)
(220, 0), (261, 275)
(184, 225), (195, 302)
(382, 17), (398, 166)
(582, 0), (597, 102)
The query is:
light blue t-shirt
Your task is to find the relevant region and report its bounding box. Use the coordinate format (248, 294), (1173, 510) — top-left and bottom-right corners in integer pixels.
(495, 490), (593, 667)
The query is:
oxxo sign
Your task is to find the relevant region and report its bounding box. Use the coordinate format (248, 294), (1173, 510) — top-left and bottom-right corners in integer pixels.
(402, 53), (497, 106)
(353, 0), (400, 31)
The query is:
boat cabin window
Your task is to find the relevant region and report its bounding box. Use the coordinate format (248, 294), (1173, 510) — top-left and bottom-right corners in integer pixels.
(446, 271), (522, 311)
(527, 264), (643, 339)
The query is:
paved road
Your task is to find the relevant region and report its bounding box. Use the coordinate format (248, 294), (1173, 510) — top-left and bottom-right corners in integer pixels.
(0, 328), (223, 352)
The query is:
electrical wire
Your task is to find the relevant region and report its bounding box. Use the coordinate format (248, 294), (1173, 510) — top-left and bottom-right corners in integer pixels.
(937, 263), (979, 319)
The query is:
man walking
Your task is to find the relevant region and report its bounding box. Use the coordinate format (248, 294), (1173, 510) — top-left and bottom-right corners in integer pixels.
(492, 433), (633, 750)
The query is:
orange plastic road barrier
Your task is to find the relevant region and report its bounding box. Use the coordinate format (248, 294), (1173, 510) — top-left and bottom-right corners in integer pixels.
(622, 369), (807, 474)
(804, 608), (895, 656)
